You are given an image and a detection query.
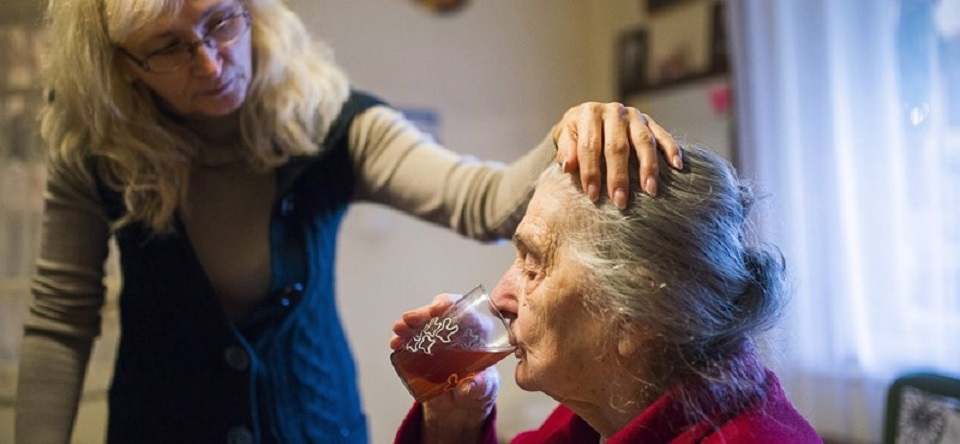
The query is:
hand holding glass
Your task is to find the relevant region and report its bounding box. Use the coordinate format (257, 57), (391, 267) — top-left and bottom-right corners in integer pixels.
(391, 285), (515, 403)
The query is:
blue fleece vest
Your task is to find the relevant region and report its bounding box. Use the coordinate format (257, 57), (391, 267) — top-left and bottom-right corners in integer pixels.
(98, 92), (382, 443)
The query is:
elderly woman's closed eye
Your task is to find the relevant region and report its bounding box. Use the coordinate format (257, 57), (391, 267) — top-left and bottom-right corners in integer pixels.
(392, 144), (824, 444)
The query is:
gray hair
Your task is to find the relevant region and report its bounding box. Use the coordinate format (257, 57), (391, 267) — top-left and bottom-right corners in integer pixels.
(538, 142), (785, 418)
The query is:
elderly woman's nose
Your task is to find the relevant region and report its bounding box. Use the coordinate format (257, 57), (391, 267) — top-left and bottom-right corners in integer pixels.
(491, 269), (519, 316)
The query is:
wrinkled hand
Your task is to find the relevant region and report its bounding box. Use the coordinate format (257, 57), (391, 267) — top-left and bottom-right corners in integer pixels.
(390, 293), (457, 351)
(391, 293), (500, 442)
(552, 102), (683, 208)
(420, 365), (498, 440)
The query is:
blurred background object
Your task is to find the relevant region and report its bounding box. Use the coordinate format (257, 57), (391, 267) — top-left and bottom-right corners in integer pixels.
(0, 8), (48, 442)
(883, 372), (960, 444)
(409, 0), (470, 15)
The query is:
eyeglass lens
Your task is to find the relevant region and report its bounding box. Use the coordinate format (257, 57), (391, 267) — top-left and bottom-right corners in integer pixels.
(145, 11), (248, 72)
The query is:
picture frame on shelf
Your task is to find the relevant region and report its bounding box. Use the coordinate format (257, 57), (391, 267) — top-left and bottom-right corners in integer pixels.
(709, 1), (730, 73)
(628, 0), (730, 94)
(616, 28), (649, 100)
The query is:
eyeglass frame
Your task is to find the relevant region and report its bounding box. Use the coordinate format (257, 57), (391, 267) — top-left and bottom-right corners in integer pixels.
(115, 9), (251, 74)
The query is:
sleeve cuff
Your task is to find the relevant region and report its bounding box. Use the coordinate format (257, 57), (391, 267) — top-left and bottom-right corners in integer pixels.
(394, 402), (499, 444)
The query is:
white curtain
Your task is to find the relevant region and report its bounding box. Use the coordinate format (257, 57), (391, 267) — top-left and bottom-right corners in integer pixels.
(729, 0), (960, 441)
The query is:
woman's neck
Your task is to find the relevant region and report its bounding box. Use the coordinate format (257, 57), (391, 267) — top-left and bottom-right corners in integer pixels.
(550, 367), (657, 439)
(180, 111), (243, 148)
(152, 90), (244, 148)
(171, 112), (247, 168)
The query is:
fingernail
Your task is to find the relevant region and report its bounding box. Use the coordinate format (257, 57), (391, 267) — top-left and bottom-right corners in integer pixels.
(644, 177), (657, 196)
(672, 154), (683, 169)
(588, 184), (600, 202)
(613, 188), (627, 209)
(561, 160), (568, 172)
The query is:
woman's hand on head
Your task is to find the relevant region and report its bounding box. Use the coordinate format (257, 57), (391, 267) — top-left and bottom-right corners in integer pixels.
(552, 102), (683, 208)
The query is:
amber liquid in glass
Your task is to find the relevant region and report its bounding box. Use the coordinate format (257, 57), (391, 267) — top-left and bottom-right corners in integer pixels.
(391, 347), (514, 402)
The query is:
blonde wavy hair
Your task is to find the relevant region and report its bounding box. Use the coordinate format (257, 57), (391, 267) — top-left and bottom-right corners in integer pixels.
(41, 0), (350, 232)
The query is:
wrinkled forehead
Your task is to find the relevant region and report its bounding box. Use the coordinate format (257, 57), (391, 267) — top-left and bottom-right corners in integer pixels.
(516, 183), (566, 254)
(103, 0), (184, 42)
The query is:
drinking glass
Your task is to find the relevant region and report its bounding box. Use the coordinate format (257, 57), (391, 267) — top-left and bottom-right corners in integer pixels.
(391, 285), (515, 402)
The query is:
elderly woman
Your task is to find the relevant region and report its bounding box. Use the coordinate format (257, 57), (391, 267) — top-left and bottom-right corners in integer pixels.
(391, 144), (822, 443)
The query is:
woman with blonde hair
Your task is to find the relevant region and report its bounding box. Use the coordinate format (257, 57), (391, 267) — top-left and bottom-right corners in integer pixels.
(15, 0), (681, 442)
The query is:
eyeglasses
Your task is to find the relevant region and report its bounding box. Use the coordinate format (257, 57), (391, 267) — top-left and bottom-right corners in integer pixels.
(117, 10), (251, 74)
